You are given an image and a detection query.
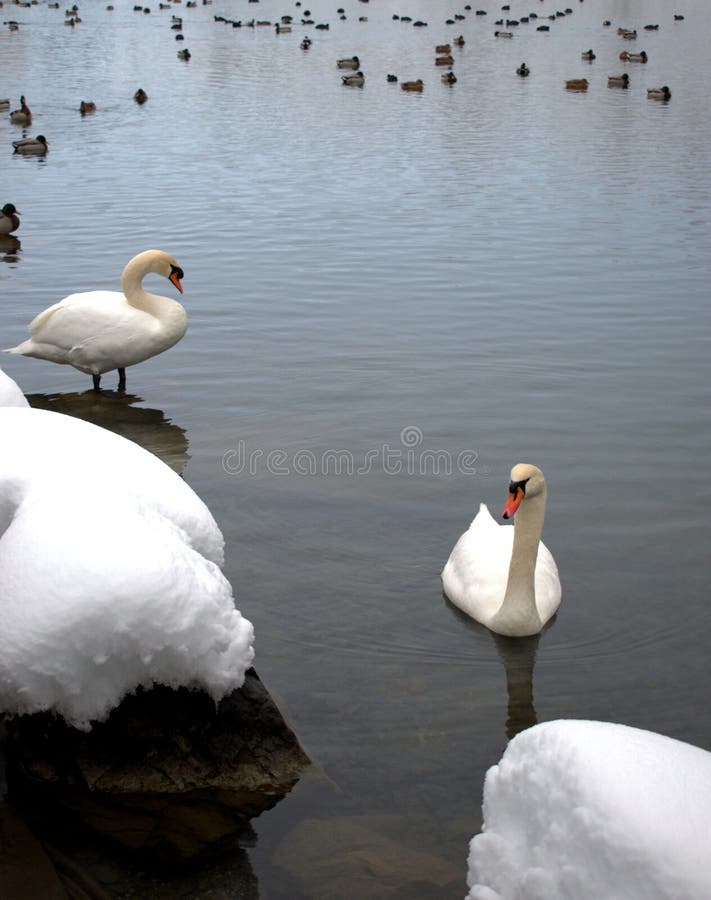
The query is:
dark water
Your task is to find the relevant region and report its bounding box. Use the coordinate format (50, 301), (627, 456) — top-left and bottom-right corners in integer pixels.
(2, 0), (711, 894)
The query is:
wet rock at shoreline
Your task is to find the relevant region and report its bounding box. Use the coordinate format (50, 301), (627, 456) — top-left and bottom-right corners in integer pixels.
(5, 668), (309, 859)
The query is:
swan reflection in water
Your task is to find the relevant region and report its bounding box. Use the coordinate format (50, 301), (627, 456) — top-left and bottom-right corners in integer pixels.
(492, 632), (541, 740)
(26, 391), (190, 476)
(446, 598), (544, 740)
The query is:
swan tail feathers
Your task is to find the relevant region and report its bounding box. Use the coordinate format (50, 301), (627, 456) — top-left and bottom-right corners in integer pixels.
(4, 342), (30, 355)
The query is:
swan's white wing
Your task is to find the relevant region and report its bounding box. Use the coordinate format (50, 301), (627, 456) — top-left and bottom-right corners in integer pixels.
(23, 291), (157, 372)
(442, 504), (513, 625)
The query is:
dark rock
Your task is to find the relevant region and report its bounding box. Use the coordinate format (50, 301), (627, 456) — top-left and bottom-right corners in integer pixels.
(5, 669), (309, 859)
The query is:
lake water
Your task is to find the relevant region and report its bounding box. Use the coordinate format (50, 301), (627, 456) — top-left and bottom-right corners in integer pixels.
(2, 0), (711, 894)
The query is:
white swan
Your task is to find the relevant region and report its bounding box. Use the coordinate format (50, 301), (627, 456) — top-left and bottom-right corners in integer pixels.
(5, 249), (186, 391)
(442, 463), (561, 637)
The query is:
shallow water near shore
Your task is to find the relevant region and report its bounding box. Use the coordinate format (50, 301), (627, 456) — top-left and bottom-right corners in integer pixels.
(2, 0), (711, 894)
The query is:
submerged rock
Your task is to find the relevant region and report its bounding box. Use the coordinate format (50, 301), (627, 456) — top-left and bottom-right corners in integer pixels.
(5, 669), (309, 859)
(274, 816), (463, 897)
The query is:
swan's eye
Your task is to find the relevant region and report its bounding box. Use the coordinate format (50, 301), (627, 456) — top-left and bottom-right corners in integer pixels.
(170, 264), (184, 280)
(509, 477), (529, 496)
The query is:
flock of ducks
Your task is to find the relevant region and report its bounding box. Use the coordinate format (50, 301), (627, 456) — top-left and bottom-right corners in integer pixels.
(3, 0), (681, 109)
(3, 0), (681, 252)
(563, 19), (675, 98)
(318, 3), (676, 96)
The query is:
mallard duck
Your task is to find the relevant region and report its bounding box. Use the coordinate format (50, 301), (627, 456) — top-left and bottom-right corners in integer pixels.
(300, 36), (311, 48)
(337, 55), (360, 69)
(134, 88), (148, 104)
(5, 250), (186, 391)
(436, 43), (451, 53)
(387, 73), (398, 82)
(341, 71), (365, 86)
(647, 85), (671, 100)
(565, 78), (588, 91)
(12, 135), (48, 154)
(620, 50), (647, 62)
(275, 22), (291, 32)
(401, 79), (424, 92)
(581, 48), (596, 59)
(441, 71), (457, 84)
(79, 100), (96, 114)
(435, 54), (454, 65)
(177, 48), (191, 59)
(516, 62), (530, 76)
(0, 203), (21, 235)
(453, 34), (465, 45)
(617, 27), (636, 38)
(494, 30), (513, 37)
(9, 96), (31, 125)
(607, 73), (629, 87)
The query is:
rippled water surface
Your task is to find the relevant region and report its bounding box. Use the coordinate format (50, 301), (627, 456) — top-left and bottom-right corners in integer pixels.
(2, 0), (711, 894)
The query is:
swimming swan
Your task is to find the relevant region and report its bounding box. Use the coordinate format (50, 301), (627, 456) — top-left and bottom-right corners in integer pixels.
(5, 249), (186, 392)
(442, 463), (561, 637)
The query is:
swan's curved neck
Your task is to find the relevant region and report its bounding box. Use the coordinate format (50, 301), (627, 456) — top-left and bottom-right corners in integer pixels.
(120, 256), (183, 327)
(491, 488), (547, 636)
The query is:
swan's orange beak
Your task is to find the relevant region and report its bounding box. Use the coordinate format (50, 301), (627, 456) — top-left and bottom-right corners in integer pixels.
(169, 270), (184, 294)
(502, 486), (524, 520)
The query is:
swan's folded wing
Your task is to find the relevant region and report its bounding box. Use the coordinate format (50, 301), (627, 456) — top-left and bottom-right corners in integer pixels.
(28, 292), (126, 344)
(442, 505), (513, 622)
(534, 542), (562, 621)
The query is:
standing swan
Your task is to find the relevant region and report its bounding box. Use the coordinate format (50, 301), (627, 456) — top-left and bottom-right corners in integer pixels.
(5, 249), (186, 391)
(442, 463), (561, 637)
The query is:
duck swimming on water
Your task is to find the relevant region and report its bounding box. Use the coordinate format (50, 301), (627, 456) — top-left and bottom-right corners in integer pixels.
(0, 203), (21, 235)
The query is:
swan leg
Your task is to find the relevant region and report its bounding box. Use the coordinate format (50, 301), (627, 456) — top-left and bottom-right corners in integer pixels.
(117, 368), (126, 391)
(92, 373), (101, 391)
